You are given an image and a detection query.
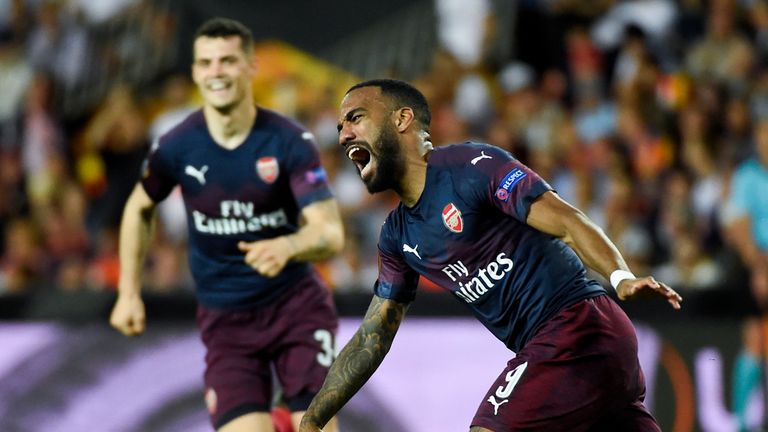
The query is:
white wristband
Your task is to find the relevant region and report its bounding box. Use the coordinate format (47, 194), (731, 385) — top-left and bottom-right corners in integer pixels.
(609, 270), (636, 291)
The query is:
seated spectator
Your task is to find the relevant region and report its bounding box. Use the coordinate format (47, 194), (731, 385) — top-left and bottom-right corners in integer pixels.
(652, 229), (723, 291)
(0, 217), (47, 294)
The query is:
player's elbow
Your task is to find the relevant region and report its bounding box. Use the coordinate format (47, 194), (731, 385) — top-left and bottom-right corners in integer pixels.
(559, 209), (595, 247)
(124, 185), (157, 221)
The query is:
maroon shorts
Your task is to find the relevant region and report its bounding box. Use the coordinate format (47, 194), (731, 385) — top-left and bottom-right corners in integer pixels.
(472, 295), (660, 432)
(196, 276), (338, 429)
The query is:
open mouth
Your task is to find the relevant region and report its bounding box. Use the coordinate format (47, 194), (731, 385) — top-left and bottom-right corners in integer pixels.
(207, 79), (231, 94)
(347, 146), (372, 177)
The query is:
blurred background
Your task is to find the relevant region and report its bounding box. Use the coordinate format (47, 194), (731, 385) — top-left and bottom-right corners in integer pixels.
(1, 0), (768, 431)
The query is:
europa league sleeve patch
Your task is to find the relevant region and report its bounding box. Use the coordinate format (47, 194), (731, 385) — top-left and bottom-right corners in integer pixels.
(304, 166), (328, 184)
(495, 168), (527, 202)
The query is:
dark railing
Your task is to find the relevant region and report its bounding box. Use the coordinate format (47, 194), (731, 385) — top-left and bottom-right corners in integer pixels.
(0, 285), (757, 323)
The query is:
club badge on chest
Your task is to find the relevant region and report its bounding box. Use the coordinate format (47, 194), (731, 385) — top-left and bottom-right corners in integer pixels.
(256, 157), (279, 184)
(442, 203), (463, 233)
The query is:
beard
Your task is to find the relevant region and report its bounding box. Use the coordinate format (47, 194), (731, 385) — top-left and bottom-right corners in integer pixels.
(364, 123), (406, 194)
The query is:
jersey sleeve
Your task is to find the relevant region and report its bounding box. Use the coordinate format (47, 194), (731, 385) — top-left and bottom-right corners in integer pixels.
(140, 137), (178, 202)
(479, 148), (552, 223)
(373, 216), (420, 303)
(285, 131), (334, 208)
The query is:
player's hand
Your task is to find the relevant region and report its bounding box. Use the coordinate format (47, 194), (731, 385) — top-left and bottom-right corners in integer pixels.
(298, 418), (323, 432)
(238, 237), (295, 278)
(109, 292), (146, 336)
(616, 276), (682, 310)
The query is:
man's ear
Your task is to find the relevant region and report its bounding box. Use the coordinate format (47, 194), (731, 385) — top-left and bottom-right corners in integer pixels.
(394, 107), (415, 132)
(248, 53), (258, 75)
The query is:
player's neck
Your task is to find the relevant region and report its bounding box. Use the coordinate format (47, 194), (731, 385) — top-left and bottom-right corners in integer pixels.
(399, 150), (430, 207)
(203, 102), (257, 150)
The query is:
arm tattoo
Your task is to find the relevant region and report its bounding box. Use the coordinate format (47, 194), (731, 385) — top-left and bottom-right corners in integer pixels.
(303, 296), (408, 427)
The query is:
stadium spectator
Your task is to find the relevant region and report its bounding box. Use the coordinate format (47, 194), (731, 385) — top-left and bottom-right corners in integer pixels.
(723, 116), (768, 431)
(652, 228), (723, 291)
(77, 84), (149, 237)
(19, 73), (65, 217)
(684, 1), (753, 89)
(0, 28), (33, 146)
(0, 217), (47, 294)
(26, 0), (89, 91)
(678, 104), (726, 249)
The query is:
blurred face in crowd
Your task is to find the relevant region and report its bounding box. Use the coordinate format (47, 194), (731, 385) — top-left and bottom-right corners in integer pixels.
(338, 86), (406, 194)
(709, 8), (734, 39)
(192, 35), (254, 113)
(755, 119), (768, 167)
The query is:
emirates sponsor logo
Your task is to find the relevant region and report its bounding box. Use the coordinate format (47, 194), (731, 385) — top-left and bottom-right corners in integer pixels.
(256, 157), (279, 184)
(442, 253), (515, 303)
(442, 203), (463, 233)
(192, 207), (288, 235)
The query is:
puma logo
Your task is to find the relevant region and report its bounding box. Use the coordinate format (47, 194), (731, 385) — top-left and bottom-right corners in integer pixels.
(486, 361), (527, 416)
(471, 151), (492, 165)
(402, 243), (421, 259)
(487, 395), (508, 415)
(185, 165), (208, 185)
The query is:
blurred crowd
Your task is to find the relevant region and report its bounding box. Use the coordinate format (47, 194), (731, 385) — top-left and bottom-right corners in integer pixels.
(0, 0), (766, 303)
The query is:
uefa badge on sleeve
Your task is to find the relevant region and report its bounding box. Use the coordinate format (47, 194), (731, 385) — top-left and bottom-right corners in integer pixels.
(256, 157), (279, 184)
(442, 203), (464, 233)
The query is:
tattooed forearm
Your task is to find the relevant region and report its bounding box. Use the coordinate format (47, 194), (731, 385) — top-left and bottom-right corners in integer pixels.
(302, 296), (408, 428)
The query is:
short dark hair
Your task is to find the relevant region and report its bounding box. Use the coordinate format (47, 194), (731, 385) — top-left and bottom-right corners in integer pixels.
(347, 79), (431, 131)
(193, 17), (253, 55)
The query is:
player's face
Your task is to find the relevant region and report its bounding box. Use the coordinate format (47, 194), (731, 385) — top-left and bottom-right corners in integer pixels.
(192, 36), (254, 112)
(338, 87), (406, 193)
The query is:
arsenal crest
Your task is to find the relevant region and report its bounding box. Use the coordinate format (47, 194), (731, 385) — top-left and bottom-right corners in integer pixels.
(256, 157), (279, 184)
(442, 203), (463, 233)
